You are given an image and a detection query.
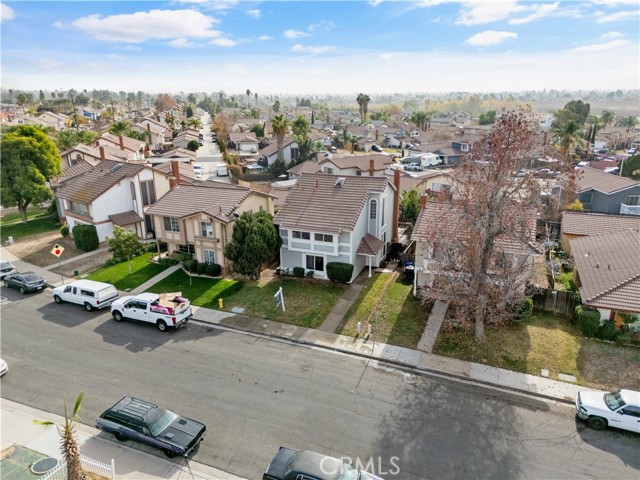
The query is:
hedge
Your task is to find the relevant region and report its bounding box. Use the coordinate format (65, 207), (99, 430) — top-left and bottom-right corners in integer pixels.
(206, 263), (222, 277)
(293, 266), (305, 278)
(327, 262), (354, 283)
(575, 305), (600, 338)
(72, 224), (99, 251)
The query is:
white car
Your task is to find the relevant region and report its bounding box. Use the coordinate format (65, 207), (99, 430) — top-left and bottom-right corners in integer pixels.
(575, 389), (640, 433)
(0, 358), (8, 377)
(0, 261), (16, 279)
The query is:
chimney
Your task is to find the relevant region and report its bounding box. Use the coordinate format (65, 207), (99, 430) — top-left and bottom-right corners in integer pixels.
(375, 129), (379, 141)
(370, 158), (375, 177)
(99, 146), (105, 160)
(392, 168), (400, 243)
(543, 132), (548, 145)
(419, 194), (428, 208)
(144, 145), (150, 158)
(119, 135), (125, 151)
(315, 178), (319, 189)
(147, 123), (151, 133)
(169, 160), (180, 189)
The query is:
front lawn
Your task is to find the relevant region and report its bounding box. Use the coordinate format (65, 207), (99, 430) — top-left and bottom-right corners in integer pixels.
(0, 214), (60, 242)
(338, 273), (430, 349)
(147, 270), (346, 329)
(85, 253), (169, 291)
(0, 207), (49, 225)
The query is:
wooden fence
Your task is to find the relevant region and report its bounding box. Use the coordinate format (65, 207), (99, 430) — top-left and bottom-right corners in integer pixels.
(532, 288), (577, 317)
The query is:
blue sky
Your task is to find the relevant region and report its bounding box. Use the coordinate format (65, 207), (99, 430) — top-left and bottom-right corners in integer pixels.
(1, 1), (638, 95)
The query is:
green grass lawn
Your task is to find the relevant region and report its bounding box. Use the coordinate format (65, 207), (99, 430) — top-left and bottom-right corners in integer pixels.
(433, 311), (584, 381)
(147, 270), (346, 329)
(0, 213), (60, 242)
(338, 273), (430, 349)
(0, 207), (49, 225)
(85, 253), (169, 291)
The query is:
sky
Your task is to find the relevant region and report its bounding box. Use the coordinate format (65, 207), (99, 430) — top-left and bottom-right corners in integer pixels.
(1, 0), (639, 96)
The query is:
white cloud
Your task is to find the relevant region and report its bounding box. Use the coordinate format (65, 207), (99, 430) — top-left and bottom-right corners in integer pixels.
(0, 2), (14, 22)
(379, 53), (396, 60)
(118, 45), (143, 51)
(168, 38), (193, 48)
(258, 35), (272, 41)
(64, 9), (222, 43)
(416, 0), (451, 6)
(210, 37), (238, 47)
(174, 0), (239, 9)
(307, 20), (336, 32)
(595, 9), (639, 22)
(247, 9), (260, 19)
(369, 0), (384, 6)
(465, 30), (517, 47)
(570, 39), (630, 52)
(591, 0), (639, 5)
(509, 2), (559, 24)
(291, 44), (336, 54)
(456, 1), (523, 26)
(284, 29), (309, 39)
(107, 54), (124, 60)
(601, 31), (623, 39)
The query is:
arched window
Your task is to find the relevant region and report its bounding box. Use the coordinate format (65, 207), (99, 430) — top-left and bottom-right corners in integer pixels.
(369, 199), (377, 220)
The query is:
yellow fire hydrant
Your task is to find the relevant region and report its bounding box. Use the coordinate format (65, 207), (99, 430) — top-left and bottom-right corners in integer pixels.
(218, 298), (224, 309)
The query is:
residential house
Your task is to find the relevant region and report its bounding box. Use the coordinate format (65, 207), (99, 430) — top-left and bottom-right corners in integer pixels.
(145, 181), (275, 271)
(172, 128), (200, 150)
(147, 148), (197, 166)
(287, 160), (322, 180)
(557, 167), (640, 215)
(259, 137), (300, 166)
(54, 159), (172, 242)
(560, 211), (640, 255)
(59, 144), (124, 173)
(570, 229), (640, 323)
(411, 200), (538, 292)
(318, 154), (394, 177)
(132, 121), (167, 151)
(228, 132), (260, 154)
(93, 132), (147, 161)
(274, 172), (400, 281)
(37, 111), (70, 130)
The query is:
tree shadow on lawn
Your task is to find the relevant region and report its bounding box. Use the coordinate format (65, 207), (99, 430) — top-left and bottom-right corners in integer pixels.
(381, 276), (431, 349)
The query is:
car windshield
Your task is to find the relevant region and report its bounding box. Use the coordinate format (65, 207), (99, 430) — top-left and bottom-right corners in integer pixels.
(603, 391), (626, 411)
(149, 409), (178, 436)
(23, 274), (42, 282)
(1, 262), (12, 269)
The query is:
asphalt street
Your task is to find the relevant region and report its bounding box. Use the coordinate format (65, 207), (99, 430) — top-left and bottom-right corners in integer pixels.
(1, 288), (639, 480)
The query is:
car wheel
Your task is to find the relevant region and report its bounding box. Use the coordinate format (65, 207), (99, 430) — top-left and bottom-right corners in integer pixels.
(163, 449), (176, 458)
(112, 311), (124, 322)
(113, 432), (126, 442)
(3, 281), (8, 288)
(84, 302), (93, 312)
(54, 295), (63, 304)
(19, 286), (25, 294)
(588, 416), (607, 431)
(157, 320), (167, 332)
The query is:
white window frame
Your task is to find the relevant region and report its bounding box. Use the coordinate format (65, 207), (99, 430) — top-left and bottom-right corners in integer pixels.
(203, 249), (215, 265)
(201, 221), (213, 238)
(305, 254), (325, 272)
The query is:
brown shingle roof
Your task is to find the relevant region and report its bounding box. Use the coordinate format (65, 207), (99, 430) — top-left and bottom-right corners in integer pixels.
(274, 173), (391, 233)
(56, 160), (146, 204)
(576, 167), (640, 194)
(320, 153), (393, 173)
(287, 160), (322, 176)
(145, 183), (253, 223)
(562, 211), (640, 236)
(109, 211), (143, 226)
(357, 233), (384, 256)
(570, 229), (640, 312)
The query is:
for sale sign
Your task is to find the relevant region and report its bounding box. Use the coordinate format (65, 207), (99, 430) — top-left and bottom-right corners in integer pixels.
(51, 244), (64, 257)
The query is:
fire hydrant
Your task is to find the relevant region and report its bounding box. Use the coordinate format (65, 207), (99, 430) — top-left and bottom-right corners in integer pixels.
(218, 298), (224, 309)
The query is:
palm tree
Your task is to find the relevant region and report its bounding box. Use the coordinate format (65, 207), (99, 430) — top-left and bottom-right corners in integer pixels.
(600, 110), (615, 128)
(271, 114), (290, 162)
(291, 115), (310, 138)
(356, 93), (370, 123)
(553, 120), (583, 158)
(109, 120), (131, 135)
(411, 111), (428, 131)
(17, 93), (28, 114)
(34, 392), (86, 480)
(340, 127), (354, 150)
(246, 89), (251, 108)
(620, 116), (637, 148)
(186, 117), (201, 129)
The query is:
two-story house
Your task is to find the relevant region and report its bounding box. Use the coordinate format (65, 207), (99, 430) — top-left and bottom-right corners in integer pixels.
(145, 181), (275, 271)
(274, 173), (399, 281)
(570, 167), (640, 215)
(259, 137), (300, 166)
(229, 132), (260, 154)
(54, 160), (171, 242)
(318, 154), (394, 177)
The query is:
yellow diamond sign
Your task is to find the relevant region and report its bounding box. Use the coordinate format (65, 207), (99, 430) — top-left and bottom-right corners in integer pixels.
(51, 244), (64, 257)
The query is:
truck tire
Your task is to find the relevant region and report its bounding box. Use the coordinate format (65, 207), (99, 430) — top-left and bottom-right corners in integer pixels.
(112, 311), (124, 322)
(157, 320), (167, 332)
(588, 416), (607, 431)
(53, 295), (63, 304)
(84, 302), (93, 312)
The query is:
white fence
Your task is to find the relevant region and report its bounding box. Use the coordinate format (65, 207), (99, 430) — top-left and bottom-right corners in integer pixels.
(42, 455), (115, 480)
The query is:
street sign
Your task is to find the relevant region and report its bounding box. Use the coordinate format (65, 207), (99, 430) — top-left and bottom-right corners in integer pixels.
(51, 244), (64, 257)
(274, 287), (285, 312)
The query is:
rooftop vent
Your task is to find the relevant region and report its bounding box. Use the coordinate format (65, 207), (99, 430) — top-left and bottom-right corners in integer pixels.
(335, 177), (346, 187)
(111, 163), (123, 172)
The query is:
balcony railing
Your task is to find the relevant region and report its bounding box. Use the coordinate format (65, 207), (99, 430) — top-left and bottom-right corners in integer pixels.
(620, 204), (640, 216)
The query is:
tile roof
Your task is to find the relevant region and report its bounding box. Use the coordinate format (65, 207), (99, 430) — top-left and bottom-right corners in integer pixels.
(562, 211), (640, 236)
(320, 153), (394, 173)
(95, 132), (145, 152)
(229, 132), (259, 143)
(287, 160), (322, 176)
(109, 210), (144, 226)
(411, 201), (537, 254)
(274, 173), (391, 233)
(570, 229), (640, 312)
(575, 167), (640, 194)
(260, 138), (297, 157)
(356, 233), (384, 256)
(145, 183), (253, 223)
(55, 160), (147, 204)
(157, 148), (197, 160)
(153, 161), (198, 182)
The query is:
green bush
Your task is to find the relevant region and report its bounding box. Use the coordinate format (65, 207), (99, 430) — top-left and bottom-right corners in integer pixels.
(196, 262), (207, 275)
(305, 270), (314, 278)
(47, 201), (58, 217)
(157, 257), (179, 267)
(614, 332), (640, 347)
(185, 258), (198, 272)
(509, 297), (534, 322)
(60, 224), (69, 237)
(293, 267), (305, 278)
(205, 263), (222, 277)
(176, 252), (192, 263)
(72, 224), (99, 251)
(105, 257), (122, 267)
(575, 305), (600, 338)
(598, 320), (617, 341)
(326, 262), (354, 283)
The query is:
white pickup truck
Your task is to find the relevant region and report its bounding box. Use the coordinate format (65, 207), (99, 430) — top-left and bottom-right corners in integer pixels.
(110, 292), (192, 332)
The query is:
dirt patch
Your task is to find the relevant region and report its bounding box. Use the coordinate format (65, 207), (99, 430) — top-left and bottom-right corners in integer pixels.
(5, 231), (112, 278)
(578, 340), (640, 391)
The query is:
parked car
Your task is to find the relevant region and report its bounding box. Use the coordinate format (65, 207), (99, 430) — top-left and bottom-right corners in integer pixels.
(52, 280), (118, 311)
(96, 396), (206, 458)
(0, 261), (16, 279)
(371, 145), (383, 152)
(627, 148), (637, 155)
(264, 447), (384, 480)
(575, 389), (640, 433)
(404, 163), (423, 172)
(3, 272), (47, 294)
(0, 358), (8, 377)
